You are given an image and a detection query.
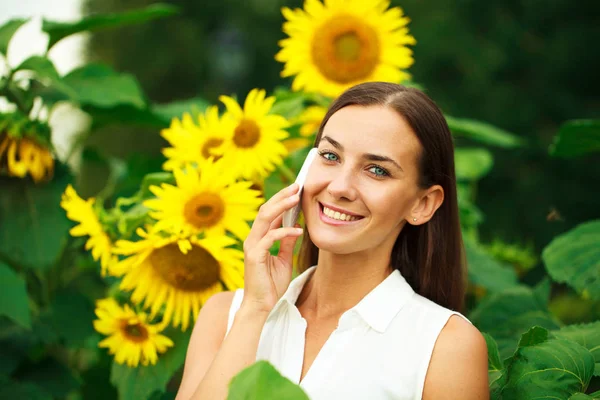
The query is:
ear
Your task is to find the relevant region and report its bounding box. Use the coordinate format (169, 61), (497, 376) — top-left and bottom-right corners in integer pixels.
(408, 185), (444, 225)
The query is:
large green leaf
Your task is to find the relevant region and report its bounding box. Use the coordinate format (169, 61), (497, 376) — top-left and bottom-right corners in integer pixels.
(464, 240), (519, 293)
(42, 3), (178, 50)
(445, 115), (524, 148)
(0, 19), (27, 56)
(110, 328), (190, 400)
(549, 119), (600, 158)
(63, 64), (146, 109)
(15, 56), (60, 82)
(43, 289), (96, 347)
(495, 327), (594, 399)
(553, 322), (600, 376)
(227, 361), (309, 400)
(454, 148), (494, 181)
(0, 165), (72, 270)
(0, 263), (31, 329)
(469, 287), (562, 358)
(542, 220), (600, 300)
(152, 97), (210, 122)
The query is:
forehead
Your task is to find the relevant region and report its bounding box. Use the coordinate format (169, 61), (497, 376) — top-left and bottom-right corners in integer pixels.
(321, 105), (421, 159)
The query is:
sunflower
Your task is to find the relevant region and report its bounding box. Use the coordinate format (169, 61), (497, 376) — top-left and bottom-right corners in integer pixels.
(0, 133), (54, 183)
(144, 160), (263, 241)
(61, 185), (117, 276)
(297, 105), (328, 137)
(216, 89), (290, 180)
(161, 106), (229, 172)
(111, 228), (244, 331)
(276, 0), (416, 98)
(93, 298), (174, 367)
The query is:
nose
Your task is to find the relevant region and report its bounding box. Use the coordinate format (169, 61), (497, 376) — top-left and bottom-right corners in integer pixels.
(326, 166), (358, 201)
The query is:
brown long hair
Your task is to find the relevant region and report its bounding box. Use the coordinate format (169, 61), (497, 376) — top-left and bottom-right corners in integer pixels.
(297, 82), (466, 312)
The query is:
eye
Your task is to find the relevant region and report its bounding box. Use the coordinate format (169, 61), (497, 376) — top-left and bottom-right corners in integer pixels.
(318, 150), (339, 162)
(368, 165), (390, 177)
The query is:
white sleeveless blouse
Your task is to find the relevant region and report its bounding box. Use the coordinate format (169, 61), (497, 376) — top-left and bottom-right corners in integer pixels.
(226, 266), (469, 400)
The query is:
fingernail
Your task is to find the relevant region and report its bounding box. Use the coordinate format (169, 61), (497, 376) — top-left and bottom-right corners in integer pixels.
(294, 228), (303, 234)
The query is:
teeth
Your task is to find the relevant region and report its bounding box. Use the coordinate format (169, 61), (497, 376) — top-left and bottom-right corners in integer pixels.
(323, 206), (359, 222)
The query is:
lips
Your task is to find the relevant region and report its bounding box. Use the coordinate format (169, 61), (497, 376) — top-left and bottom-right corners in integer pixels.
(318, 202), (364, 223)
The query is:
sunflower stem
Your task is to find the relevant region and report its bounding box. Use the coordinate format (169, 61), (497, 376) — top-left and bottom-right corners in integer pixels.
(277, 162), (296, 183)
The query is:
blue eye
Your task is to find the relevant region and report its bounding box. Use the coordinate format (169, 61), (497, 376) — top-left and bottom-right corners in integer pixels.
(369, 166), (389, 177)
(319, 151), (338, 162)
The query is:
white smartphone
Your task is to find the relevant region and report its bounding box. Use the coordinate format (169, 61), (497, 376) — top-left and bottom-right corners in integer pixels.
(282, 148), (318, 227)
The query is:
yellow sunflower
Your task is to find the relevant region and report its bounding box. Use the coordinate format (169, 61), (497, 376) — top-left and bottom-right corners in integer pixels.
(216, 89), (290, 180)
(0, 134), (54, 183)
(144, 160), (263, 241)
(61, 185), (117, 276)
(93, 298), (174, 367)
(111, 228), (244, 331)
(276, 0), (416, 98)
(161, 106), (229, 172)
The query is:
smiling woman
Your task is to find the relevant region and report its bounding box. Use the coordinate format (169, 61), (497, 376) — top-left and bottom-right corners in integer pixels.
(176, 82), (488, 400)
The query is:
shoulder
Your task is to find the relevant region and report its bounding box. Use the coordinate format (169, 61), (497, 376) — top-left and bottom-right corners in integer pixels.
(422, 315), (489, 400)
(197, 290), (237, 325)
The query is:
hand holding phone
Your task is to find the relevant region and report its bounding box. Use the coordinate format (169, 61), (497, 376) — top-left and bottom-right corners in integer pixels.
(282, 148), (318, 227)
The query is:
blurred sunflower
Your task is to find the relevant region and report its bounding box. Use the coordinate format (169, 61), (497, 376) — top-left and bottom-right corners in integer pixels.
(61, 184), (117, 276)
(93, 298), (174, 367)
(216, 89), (289, 180)
(161, 106), (229, 172)
(276, 0), (416, 98)
(144, 160), (263, 241)
(112, 228), (244, 331)
(0, 135), (54, 183)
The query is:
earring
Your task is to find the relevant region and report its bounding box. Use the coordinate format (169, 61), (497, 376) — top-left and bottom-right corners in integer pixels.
(412, 217), (417, 222)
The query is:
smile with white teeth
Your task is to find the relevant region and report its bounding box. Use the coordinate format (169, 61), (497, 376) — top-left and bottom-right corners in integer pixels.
(322, 206), (360, 221)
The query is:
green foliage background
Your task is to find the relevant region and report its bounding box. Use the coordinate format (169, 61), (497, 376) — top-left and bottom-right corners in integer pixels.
(0, 0), (599, 399)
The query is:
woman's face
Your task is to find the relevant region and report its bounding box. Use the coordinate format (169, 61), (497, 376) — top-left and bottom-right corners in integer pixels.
(302, 104), (424, 255)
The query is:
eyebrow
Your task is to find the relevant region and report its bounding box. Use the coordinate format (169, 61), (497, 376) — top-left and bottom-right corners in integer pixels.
(320, 135), (404, 172)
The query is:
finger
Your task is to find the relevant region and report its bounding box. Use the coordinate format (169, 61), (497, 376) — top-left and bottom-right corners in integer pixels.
(247, 187), (300, 244)
(253, 226), (303, 263)
(269, 213), (283, 231)
(277, 228), (302, 263)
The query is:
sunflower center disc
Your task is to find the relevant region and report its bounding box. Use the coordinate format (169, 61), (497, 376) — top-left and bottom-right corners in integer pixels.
(233, 119), (260, 148)
(184, 192), (225, 229)
(201, 137), (224, 160)
(312, 14), (380, 84)
(149, 243), (220, 291)
(121, 321), (149, 343)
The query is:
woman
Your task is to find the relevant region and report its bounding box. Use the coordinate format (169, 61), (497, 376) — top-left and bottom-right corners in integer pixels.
(176, 82), (489, 400)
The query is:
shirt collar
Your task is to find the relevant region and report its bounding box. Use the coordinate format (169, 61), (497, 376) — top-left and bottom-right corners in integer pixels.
(272, 266), (414, 333)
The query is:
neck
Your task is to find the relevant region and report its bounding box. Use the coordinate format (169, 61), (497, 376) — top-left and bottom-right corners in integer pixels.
(296, 249), (393, 320)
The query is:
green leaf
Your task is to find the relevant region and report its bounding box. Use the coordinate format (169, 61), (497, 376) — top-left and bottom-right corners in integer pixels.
(110, 328), (190, 400)
(553, 322), (600, 376)
(469, 286), (562, 359)
(549, 119), (600, 158)
(0, 19), (27, 56)
(496, 327), (594, 399)
(533, 277), (552, 306)
(152, 97), (210, 122)
(0, 165), (72, 270)
(16, 357), (81, 398)
(482, 333), (503, 388)
(464, 239), (519, 293)
(0, 263), (31, 329)
(44, 289), (96, 347)
(454, 148), (494, 181)
(569, 393), (595, 400)
(63, 64), (146, 109)
(446, 115), (524, 148)
(15, 56), (60, 82)
(42, 3), (179, 50)
(542, 220), (600, 300)
(227, 361), (310, 400)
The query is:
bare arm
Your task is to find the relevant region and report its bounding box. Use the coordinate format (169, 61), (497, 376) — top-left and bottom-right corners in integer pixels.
(423, 315), (490, 400)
